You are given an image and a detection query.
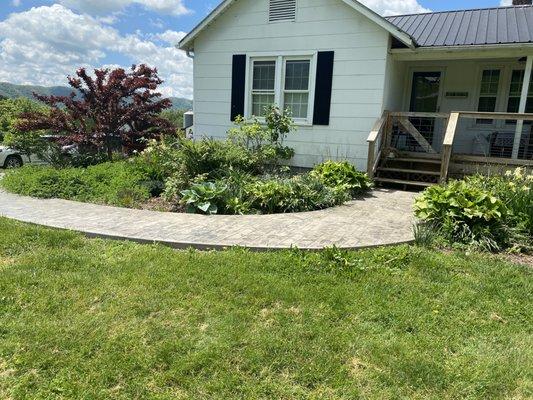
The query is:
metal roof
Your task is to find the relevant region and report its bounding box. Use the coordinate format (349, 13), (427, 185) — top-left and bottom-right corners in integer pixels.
(385, 5), (533, 47)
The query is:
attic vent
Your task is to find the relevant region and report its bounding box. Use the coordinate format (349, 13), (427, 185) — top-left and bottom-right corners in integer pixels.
(269, 0), (296, 22)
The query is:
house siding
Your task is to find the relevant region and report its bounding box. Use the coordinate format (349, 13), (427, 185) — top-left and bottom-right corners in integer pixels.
(191, 0), (390, 169)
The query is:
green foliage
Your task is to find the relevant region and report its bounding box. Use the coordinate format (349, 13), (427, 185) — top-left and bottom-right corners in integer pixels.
(180, 181), (227, 215)
(2, 105), (373, 216)
(178, 137), (260, 179)
(264, 105), (295, 144)
(415, 168), (532, 252)
(1, 161), (152, 208)
(312, 160), (373, 195)
(0, 218), (531, 399)
(137, 134), (183, 182)
(228, 107), (296, 168)
(470, 168), (533, 236)
(246, 174), (349, 214)
(160, 109), (184, 131)
(0, 98), (49, 157)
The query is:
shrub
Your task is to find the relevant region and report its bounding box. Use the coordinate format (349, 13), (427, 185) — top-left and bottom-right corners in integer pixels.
(136, 134), (183, 181)
(1, 161), (152, 208)
(311, 160), (372, 195)
(228, 107), (296, 169)
(178, 138), (259, 180)
(246, 174), (349, 214)
(470, 168), (532, 236)
(414, 169), (532, 252)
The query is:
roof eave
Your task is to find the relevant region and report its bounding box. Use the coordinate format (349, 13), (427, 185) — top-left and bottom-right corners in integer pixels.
(178, 0), (236, 51)
(340, 0), (417, 49)
(178, 0), (418, 51)
(391, 42), (533, 53)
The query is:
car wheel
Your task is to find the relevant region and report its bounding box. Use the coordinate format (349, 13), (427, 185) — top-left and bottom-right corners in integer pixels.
(4, 155), (23, 169)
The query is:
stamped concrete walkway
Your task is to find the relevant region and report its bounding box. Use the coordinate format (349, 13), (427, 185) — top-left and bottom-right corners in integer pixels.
(0, 188), (417, 250)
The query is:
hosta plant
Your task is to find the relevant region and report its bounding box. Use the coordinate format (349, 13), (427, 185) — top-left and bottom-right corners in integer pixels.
(414, 178), (518, 251)
(180, 181), (227, 215)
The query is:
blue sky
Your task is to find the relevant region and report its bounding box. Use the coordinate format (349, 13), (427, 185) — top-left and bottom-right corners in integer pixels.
(0, 0), (508, 99)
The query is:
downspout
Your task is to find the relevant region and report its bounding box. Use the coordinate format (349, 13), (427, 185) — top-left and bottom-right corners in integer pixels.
(512, 55), (533, 159)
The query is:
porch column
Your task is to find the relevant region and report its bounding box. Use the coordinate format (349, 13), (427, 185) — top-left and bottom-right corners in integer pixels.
(512, 55), (533, 159)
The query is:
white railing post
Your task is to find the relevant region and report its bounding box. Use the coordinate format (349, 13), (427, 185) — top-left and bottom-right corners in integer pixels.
(512, 55), (533, 159)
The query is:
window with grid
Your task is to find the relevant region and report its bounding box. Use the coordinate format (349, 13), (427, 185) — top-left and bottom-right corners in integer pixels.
(251, 60), (276, 117)
(506, 69), (533, 124)
(283, 60), (310, 119)
(477, 69), (500, 124)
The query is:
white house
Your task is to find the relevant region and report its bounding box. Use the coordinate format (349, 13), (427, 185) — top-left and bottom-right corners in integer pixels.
(179, 0), (533, 186)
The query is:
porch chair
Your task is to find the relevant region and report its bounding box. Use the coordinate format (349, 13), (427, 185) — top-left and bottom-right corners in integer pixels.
(489, 128), (533, 160)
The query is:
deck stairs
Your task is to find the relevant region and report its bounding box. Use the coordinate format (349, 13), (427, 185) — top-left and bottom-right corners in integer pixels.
(373, 155), (441, 189)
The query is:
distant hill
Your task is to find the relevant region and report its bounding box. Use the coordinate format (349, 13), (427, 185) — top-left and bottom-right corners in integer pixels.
(0, 82), (193, 111)
(169, 97), (193, 111)
(0, 82), (73, 100)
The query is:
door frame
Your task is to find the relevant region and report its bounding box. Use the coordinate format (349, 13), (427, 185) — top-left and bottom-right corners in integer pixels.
(403, 66), (447, 112)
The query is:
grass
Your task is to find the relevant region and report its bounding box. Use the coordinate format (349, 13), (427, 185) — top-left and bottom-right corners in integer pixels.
(0, 218), (531, 399)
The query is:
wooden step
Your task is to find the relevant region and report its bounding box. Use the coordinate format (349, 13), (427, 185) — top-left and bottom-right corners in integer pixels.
(374, 177), (434, 187)
(385, 157), (441, 165)
(377, 167), (440, 176)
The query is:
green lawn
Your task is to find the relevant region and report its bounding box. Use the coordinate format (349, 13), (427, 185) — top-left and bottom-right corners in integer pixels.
(0, 218), (531, 399)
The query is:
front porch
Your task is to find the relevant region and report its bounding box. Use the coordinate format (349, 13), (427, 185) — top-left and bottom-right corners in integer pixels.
(367, 111), (533, 187)
(368, 52), (533, 186)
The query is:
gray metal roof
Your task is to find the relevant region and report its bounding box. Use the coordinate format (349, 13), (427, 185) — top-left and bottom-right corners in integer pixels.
(385, 5), (533, 47)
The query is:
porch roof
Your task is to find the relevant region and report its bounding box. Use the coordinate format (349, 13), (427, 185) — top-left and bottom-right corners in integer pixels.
(386, 5), (533, 48)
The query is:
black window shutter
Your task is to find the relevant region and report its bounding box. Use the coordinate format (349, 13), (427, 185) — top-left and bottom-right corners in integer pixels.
(231, 54), (246, 121)
(313, 51), (334, 125)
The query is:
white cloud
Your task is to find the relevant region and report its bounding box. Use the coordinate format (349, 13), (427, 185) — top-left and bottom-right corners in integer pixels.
(0, 5), (193, 98)
(360, 0), (430, 16)
(500, 0), (513, 5)
(155, 30), (187, 45)
(11, 0), (22, 6)
(57, 0), (191, 16)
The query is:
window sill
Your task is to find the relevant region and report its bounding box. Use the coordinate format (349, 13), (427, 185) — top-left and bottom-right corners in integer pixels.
(246, 117), (313, 127)
(294, 121), (313, 127)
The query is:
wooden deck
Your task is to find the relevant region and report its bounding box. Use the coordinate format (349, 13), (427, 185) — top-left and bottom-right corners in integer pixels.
(367, 110), (533, 187)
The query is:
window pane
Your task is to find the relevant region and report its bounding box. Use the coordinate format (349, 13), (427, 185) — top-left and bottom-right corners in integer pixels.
(510, 70), (524, 97)
(509, 69), (533, 97)
(507, 96), (520, 114)
(253, 61), (275, 91)
(480, 70), (500, 95)
(252, 93), (275, 116)
(478, 96), (496, 112)
(285, 60), (310, 90)
(506, 96), (533, 124)
(477, 96), (497, 124)
(284, 92), (309, 119)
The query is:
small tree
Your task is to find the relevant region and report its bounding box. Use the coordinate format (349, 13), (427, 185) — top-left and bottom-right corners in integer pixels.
(17, 65), (175, 160)
(1, 98), (50, 161)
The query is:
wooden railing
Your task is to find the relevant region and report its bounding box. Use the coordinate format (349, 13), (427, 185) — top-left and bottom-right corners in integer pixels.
(367, 111), (450, 179)
(439, 112), (459, 183)
(366, 110), (389, 179)
(367, 110), (533, 184)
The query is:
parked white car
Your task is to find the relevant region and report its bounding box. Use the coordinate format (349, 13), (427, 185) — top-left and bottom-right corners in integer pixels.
(0, 146), (45, 168)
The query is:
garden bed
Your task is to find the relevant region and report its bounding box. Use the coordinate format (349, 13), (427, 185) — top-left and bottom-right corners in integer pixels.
(0, 107), (373, 215)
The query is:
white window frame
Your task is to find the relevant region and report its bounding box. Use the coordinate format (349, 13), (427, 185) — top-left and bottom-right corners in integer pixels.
(249, 57), (277, 120)
(471, 65), (506, 128)
(503, 67), (533, 127)
(244, 52), (317, 126)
